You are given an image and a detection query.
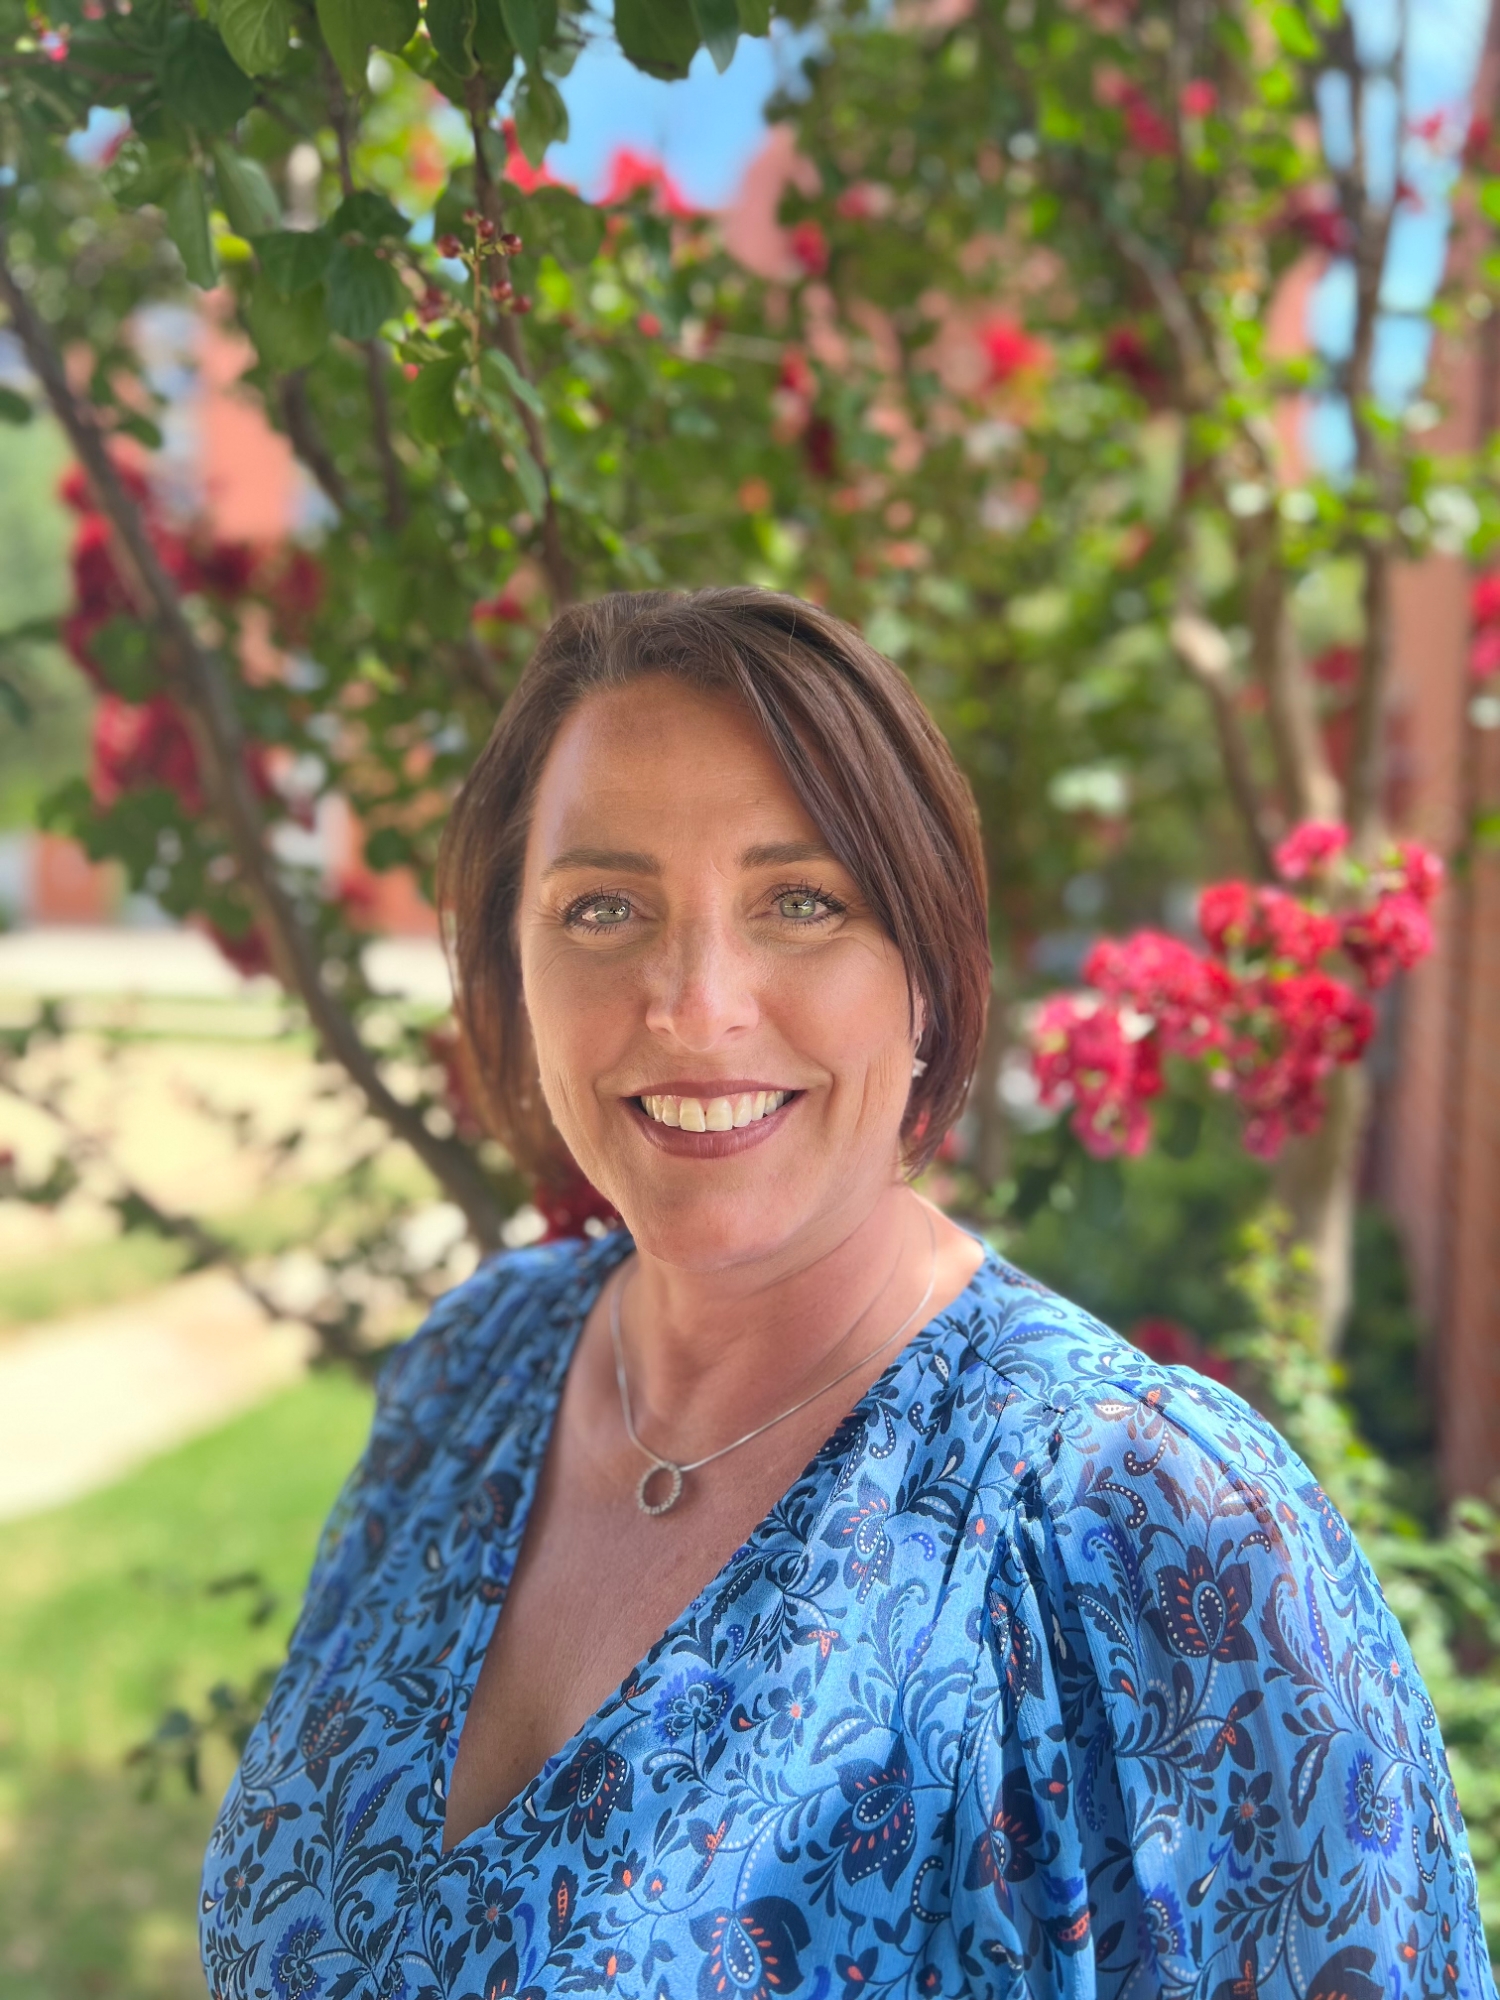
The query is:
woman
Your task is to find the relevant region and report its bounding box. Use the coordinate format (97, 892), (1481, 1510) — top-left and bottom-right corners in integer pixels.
(201, 589), (1494, 1999)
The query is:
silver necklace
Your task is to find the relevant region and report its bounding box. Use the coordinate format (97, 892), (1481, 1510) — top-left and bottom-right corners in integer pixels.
(610, 1207), (938, 1516)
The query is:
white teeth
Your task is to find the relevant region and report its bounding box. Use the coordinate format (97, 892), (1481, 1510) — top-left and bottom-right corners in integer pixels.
(640, 1090), (790, 1131)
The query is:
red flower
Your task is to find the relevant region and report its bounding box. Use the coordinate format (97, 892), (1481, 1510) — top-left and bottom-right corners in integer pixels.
(1469, 627), (1500, 680)
(1032, 996), (1161, 1159)
(1129, 1317), (1235, 1384)
(778, 348), (816, 399)
(1274, 820), (1349, 883)
(534, 1161), (621, 1243)
(802, 415), (838, 480)
(597, 145), (697, 217)
(1083, 931), (1235, 1057)
(1180, 79), (1217, 118)
(1101, 326), (1167, 402)
(788, 219), (829, 277)
(1278, 187), (1352, 255)
(1470, 572), (1500, 625)
(204, 919), (277, 981)
(91, 692), (204, 812)
(1341, 892), (1433, 990)
(1391, 840), (1443, 906)
(1198, 881), (1255, 957)
(1124, 96), (1175, 156)
(979, 314), (1046, 387)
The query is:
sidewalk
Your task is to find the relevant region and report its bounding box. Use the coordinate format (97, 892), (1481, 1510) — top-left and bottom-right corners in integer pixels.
(0, 1270), (314, 1520)
(0, 924), (452, 1006)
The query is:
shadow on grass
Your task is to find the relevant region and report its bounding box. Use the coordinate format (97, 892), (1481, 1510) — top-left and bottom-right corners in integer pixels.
(0, 1366), (374, 1996)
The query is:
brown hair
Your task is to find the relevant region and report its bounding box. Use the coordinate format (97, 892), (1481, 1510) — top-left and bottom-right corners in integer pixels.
(437, 586), (991, 1178)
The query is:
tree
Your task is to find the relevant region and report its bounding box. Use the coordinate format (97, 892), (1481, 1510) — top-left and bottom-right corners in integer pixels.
(0, 0), (805, 1258)
(692, 0), (1500, 1343)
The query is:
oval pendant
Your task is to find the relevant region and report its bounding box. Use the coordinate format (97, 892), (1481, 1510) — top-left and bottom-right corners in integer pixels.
(637, 1459), (685, 1515)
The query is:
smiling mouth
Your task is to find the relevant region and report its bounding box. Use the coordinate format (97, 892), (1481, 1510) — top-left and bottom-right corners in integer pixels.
(634, 1089), (797, 1133)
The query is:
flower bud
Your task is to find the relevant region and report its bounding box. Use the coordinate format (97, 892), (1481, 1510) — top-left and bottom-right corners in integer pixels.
(476, 217), (497, 240)
(436, 234), (463, 258)
(490, 279), (513, 302)
(511, 295), (533, 314)
(499, 232), (523, 255)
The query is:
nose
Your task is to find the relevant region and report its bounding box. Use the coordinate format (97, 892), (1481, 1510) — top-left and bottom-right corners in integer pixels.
(641, 906), (760, 1051)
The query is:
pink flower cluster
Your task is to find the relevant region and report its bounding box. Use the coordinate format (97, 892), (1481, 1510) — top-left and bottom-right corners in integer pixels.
(1470, 573), (1500, 680)
(1030, 821), (1442, 1162)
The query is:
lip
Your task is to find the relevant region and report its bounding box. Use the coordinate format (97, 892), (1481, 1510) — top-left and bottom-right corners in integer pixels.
(624, 1088), (802, 1159)
(623, 1080), (799, 1098)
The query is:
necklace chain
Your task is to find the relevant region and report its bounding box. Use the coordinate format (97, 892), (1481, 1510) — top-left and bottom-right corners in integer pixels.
(610, 1207), (938, 1516)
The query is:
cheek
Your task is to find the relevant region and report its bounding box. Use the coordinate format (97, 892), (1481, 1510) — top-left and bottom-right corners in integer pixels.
(770, 938), (911, 1066)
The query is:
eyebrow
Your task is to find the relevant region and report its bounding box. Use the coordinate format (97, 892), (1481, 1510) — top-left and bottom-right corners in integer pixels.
(542, 838), (837, 878)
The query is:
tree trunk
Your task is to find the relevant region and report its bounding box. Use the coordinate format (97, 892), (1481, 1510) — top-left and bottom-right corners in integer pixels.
(1271, 1062), (1369, 1350)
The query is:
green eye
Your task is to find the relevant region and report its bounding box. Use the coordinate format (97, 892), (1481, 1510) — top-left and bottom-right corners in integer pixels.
(571, 895), (631, 927)
(777, 891), (821, 920)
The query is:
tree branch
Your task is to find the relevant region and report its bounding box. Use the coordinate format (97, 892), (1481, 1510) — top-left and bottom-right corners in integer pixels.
(327, 64), (410, 534)
(1169, 612), (1279, 879)
(278, 368), (349, 514)
(0, 231), (506, 1248)
(468, 92), (575, 609)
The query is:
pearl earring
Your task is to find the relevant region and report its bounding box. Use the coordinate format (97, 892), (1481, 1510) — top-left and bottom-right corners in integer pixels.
(911, 1056), (928, 1078)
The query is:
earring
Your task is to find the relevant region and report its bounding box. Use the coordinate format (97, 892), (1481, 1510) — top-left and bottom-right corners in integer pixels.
(911, 1056), (928, 1078)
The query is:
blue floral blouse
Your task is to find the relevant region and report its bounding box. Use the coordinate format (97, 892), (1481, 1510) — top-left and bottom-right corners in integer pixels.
(201, 1231), (1496, 2000)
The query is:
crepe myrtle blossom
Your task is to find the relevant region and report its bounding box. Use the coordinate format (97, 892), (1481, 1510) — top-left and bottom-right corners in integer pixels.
(1029, 823), (1440, 1161)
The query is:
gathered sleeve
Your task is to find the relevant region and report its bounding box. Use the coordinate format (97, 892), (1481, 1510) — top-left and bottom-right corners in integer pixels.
(950, 1363), (1495, 1998)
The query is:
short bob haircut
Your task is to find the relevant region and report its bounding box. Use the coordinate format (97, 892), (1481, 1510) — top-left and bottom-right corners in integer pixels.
(437, 586), (992, 1179)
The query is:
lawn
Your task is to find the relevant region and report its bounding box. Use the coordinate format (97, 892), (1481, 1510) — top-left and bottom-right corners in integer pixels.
(0, 1369), (373, 1999)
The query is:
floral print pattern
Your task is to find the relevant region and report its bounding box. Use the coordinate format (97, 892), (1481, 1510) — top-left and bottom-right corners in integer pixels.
(201, 1233), (1496, 1998)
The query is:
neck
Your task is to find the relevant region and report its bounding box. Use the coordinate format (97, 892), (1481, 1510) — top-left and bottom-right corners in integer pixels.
(615, 1184), (931, 1437)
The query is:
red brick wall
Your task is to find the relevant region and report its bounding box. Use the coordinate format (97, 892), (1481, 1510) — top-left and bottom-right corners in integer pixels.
(1378, 217), (1500, 1501)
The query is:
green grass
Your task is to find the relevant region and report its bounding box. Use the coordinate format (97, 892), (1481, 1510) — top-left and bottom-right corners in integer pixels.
(0, 1369), (373, 1999)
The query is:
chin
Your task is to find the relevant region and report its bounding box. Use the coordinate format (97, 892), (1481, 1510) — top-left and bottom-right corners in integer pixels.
(603, 1176), (815, 1273)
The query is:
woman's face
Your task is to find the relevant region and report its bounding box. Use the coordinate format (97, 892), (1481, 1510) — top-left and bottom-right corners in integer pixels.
(516, 675), (922, 1271)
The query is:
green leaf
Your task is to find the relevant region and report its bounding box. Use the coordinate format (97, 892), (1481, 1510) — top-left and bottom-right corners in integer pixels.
(0, 386), (32, 425)
(0, 675), (30, 726)
(1480, 180), (1500, 228)
(316, 0), (370, 91)
(406, 353), (467, 446)
(256, 228), (334, 296)
(217, 0), (291, 76)
(448, 428), (511, 504)
(498, 0), (554, 71)
(164, 168), (218, 287)
(246, 272), (329, 369)
(512, 69), (567, 163)
(735, 0), (769, 36)
(526, 185), (604, 263)
(690, 0), (738, 72)
(480, 343), (546, 418)
(211, 144), (281, 237)
(614, 0), (699, 78)
(160, 19), (257, 134)
(331, 189), (409, 240)
(471, 0), (515, 75)
(364, 825), (413, 869)
(510, 440), (547, 518)
(1269, 1), (1319, 57)
(90, 617), (160, 701)
(364, 0), (420, 50)
(426, 0), (477, 72)
(325, 242), (406, 338)
(108, 144), (184, 211)
(116, 413), (166, 449)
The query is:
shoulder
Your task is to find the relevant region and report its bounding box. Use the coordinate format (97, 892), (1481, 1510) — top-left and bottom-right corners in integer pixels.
(951, 1250), (1316, 1564)
(372, 1229), (621, 1424)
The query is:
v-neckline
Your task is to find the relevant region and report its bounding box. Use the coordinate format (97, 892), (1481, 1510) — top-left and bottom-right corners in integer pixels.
(430, 1227), (997, 1869)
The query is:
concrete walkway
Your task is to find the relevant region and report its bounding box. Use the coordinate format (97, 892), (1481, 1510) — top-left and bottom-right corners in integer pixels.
(0, 1270), (314, 1520)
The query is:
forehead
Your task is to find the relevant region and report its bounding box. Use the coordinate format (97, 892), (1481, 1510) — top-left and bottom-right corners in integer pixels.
(525, 675), (827, 865)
